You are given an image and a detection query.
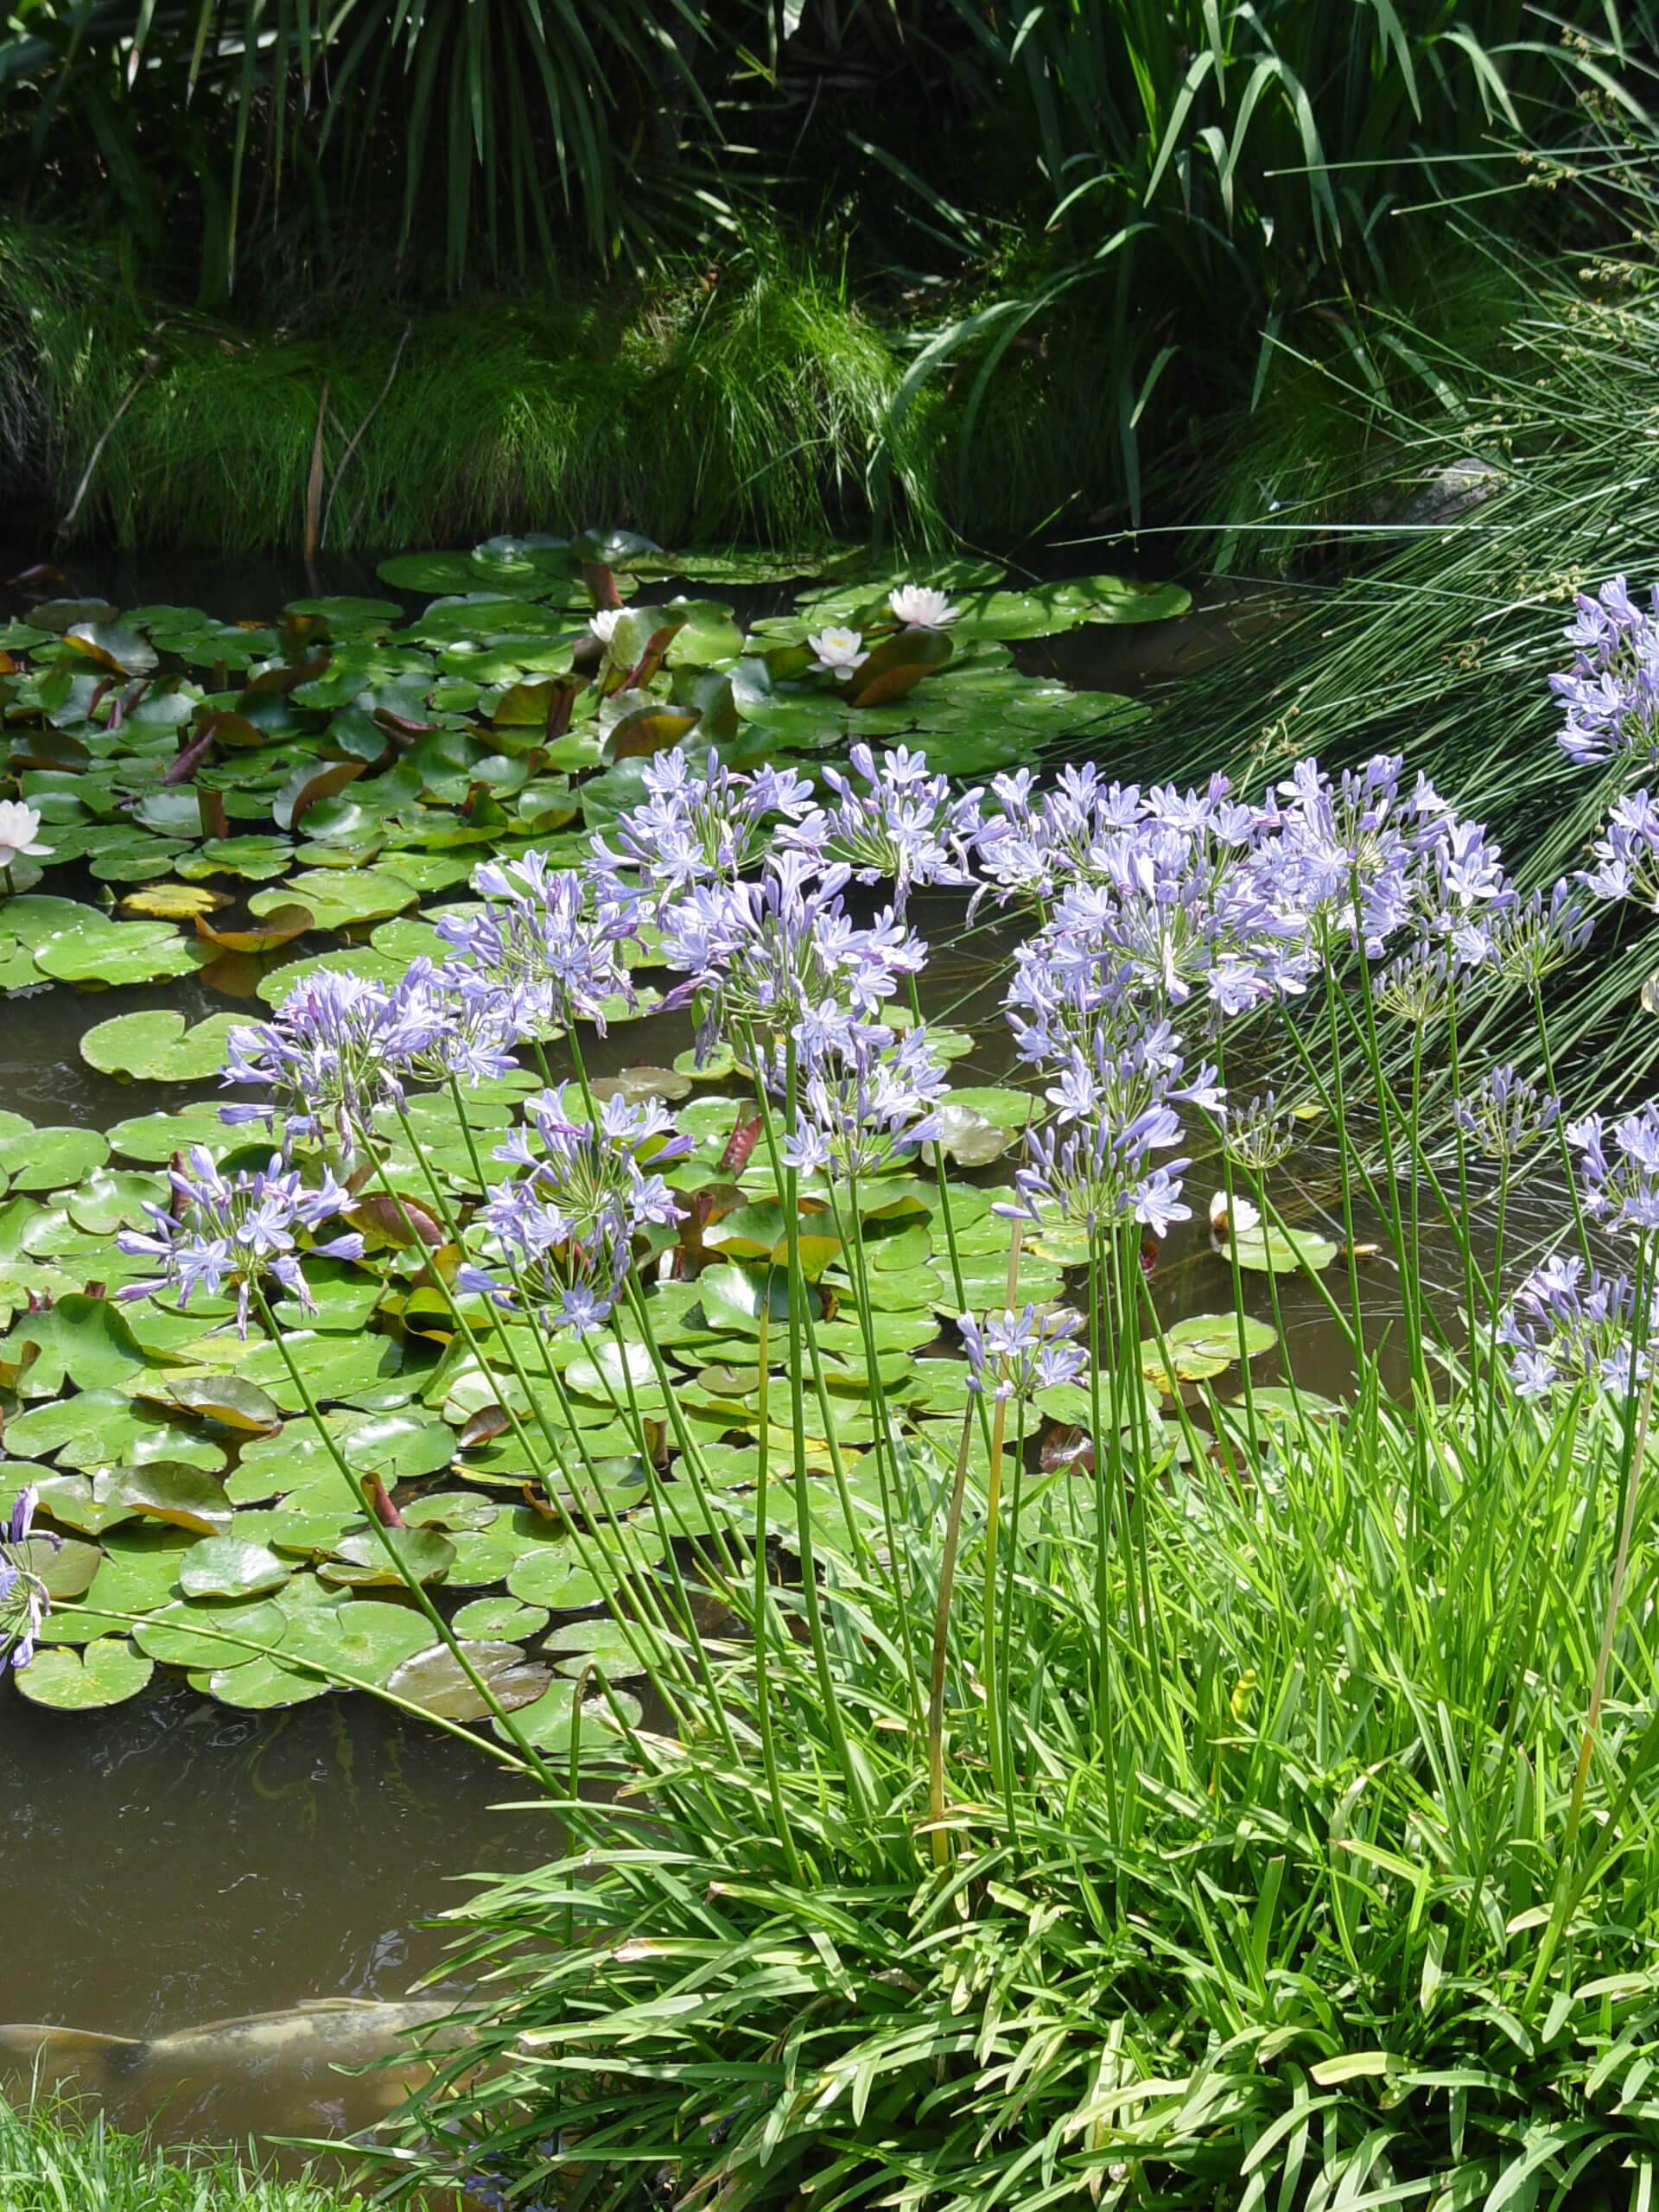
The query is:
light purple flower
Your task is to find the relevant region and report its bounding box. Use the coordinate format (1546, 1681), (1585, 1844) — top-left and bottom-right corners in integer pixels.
(958, 1305), (1086, 1401)
(116, 1148), (365, 1335)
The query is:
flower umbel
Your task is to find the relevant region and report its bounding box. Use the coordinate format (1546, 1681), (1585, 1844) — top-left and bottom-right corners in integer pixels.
(117, 1148), (366, 1334)
(958, 1306), (1086, 1402)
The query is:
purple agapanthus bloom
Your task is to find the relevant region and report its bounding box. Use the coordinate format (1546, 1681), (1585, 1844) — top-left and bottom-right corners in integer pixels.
(1485, 880), (1596, 983)
(459, 1085), (688, 1335)
(958, 1305), (1087, 1402)
(1452, 1065), (1560, 1161)
(777, 744), (982, 912)
(1581, 789), (1659, 912)
(658, 852), (927, 1065)
(116, 1147), (365, 1335)
(436, 852), (640, 1038)
(1499, 1252), (1659, 1400)
(220, 969), (404, 1150)
(1550, 575), (1659, 767)
(780, 1022), (949, 1179)
(1569, 1102), (1659, 1235)
(0, 1486), (56, 1669)
(587, 748), (814, 915)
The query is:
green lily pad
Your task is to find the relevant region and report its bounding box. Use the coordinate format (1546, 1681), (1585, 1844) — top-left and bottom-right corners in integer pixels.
(0, 1294), (152, 1395)
(113, 1462), (235, 1535)
(1141, 1313), (1276, 1391)
(16, 1638), (154, 1710)
(0, 1122), (111, 1192)
(318, 1527), (456, 1587)
(177, 1536), (291, 1599)
(452, 1595), (549, 1640)
(496, 1677), (643, 1753)
(79, 1010), (242, 1082)
(34, 917), (204, 988)
(1231, 1224), (1341, 1276)
(277, 1595), (434, 1686)
(133, 1597), (289, 1669)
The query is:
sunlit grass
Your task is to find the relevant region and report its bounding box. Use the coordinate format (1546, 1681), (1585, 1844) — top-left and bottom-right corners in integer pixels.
(0, 2097), (363, 2212)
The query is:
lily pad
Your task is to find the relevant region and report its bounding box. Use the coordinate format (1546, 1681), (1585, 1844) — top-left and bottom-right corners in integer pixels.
(178, 1535), (291, 1599)
(386, 1639), (550, 1722)
(16, 1638), (154, 1710)
(79, 1010), (243, 1082)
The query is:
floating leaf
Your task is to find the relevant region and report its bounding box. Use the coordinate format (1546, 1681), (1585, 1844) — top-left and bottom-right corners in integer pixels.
(194, 904), (315, 954)
(0, 1294), (150, 1395)
(1231, 1224), (1341, 1275)
(0, 1122), (111, 1192)
(277, 1594), (434, 1685)
(79, 1010), (242, 1082)
(16, 1639), (154, 1710)
(118, 882), (227, 921)
(319, 1527), (456, 1587)
(452, 1594), (549, 1640)
(134, 1597), (288, 1669)
(113, 1462), (235, 1535)
(386, 1640), (550, 1722)
(178, 1536), (291, 1599)
(1141, 1313), (1276, 1391)
(149, 1375), (286, 1433)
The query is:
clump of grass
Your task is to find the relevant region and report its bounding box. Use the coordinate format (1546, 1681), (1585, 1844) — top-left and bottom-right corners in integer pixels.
(386, 1374), (1659, 2207)
(0, 219), (938, 554)
(0, 2097), (363, 2211)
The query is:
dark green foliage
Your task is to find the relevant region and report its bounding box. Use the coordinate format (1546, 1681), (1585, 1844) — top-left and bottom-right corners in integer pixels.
(0, 0), (760, 299)
(0, 222), (935, 550)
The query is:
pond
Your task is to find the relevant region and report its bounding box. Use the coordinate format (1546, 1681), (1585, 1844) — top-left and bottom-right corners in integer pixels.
(0, 534), (1562, 2153)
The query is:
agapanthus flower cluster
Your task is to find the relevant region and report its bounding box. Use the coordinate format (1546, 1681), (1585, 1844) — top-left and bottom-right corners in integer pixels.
(658, 853), (926, 1065)
(1569, 1102), (1659, 1235)
(958, 1305), (1086, 1401)
(435, 853), (639, 1037)
(1580, 789), (1659, 912)
(382, 957), (528, 1090)
(1499, 1254), (1659, 1400)
(781, 1023), (948, 1179)
(1484, 880), (1596, 983)
(1222, 1090), (1302, 1173)
(117, 1148), (365, 1334)
(778, 745), (982, 911)
(1452, 1065), (1560, 1161)
(1551, 574), (1659, 768)
(587, 749), (813, 913)
(458, 1086), (688, 1336)
(221, 969), (407, 1148)
(976, 766), (1254, 915)
(0, 1487), (54, 1669)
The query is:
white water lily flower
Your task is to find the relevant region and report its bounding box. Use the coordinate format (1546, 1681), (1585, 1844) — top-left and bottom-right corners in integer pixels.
(0, 801), (49, 873)
(588, 608), (625, 647)
(1208, 1188), (1262, 1247)
(888, 584), (961, 631)
(807, 626), (868, 679)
